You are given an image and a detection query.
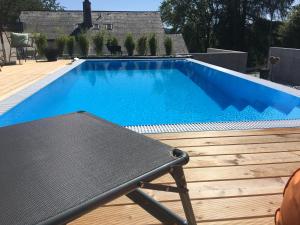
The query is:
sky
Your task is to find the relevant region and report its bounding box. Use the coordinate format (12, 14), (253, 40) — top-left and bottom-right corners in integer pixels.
(59, 0), (300, 11)
(58, 0), (163, 11)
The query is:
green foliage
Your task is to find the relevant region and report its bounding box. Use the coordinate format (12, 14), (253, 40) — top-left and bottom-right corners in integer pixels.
(160, 0), (295, 66)
(66, 36), (75, 58)
(106, 36), (118, 46)
(92, 32), (104, 56)
(164, 37), (173, 55)
(55, 35), (67, 56)
(280, 5), (300, 49)
(0, 0), (63, 27)
(111, 37), (118, 46)
(148, 33), (158, 56)
(137, 36), (148, 56)
(34, 33), (47, 57)
(77, 33), (89, 57)
(124, 33), (135, 56)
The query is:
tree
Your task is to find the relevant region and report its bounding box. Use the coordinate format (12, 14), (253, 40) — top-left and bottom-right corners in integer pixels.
(160, 0), (295, 66)
(280, 5), (300, 49)
(160, 0), (218, 52)
(0, 0), (64, 62)
(261, 0), (294, 47)
(41, 0), (64, 11)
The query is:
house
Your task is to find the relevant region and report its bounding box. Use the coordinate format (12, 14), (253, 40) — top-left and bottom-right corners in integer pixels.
(19, 0), (188, 55)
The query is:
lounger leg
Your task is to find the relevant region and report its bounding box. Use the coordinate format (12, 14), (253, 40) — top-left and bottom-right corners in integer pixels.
(170, 166), (197, 225)
(127, 189), (187, 225)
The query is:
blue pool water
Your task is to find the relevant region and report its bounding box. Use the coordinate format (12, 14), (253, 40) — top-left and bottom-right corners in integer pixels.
(1, 59), (300, 127)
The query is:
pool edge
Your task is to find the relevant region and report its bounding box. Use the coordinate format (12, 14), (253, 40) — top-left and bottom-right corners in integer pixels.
(126, 120), (300, 134)
(0, 59), (85, 115)
(2, 58), (300, 134)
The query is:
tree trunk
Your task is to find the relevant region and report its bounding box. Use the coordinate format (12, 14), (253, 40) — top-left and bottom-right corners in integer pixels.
(0, 28), (7, 64)
(268, 13), (274, 48)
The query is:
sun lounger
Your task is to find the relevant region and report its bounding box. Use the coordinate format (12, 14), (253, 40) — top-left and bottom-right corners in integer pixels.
(0, 112), (196, 225)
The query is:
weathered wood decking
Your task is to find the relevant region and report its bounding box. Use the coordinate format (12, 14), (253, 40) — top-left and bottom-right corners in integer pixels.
(0, 60), (71, 101)
(70, 128), (300, 225)
(1, 61), (299, 224)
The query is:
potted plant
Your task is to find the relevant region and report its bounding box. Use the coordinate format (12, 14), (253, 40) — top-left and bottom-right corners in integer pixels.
(137, 36), (147, 56)
(44, 47), (59, 61)
(33, 33), (47, 57)
(77, 33), (90, 57)
(124, 33), (135, 56)
(66, 36), (75, 58)
(164, 37), (173, 56)
(55, 35), (67, 57)
(148, 33), (158, 56)
(92, 32), (104, 56)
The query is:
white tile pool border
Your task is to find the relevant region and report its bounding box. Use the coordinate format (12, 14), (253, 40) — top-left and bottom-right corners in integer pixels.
(1, 58), (300, 134)
(126, 120), (300, 134)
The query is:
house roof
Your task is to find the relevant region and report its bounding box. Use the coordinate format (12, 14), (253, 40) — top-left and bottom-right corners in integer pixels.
(19, 11), (188, 55)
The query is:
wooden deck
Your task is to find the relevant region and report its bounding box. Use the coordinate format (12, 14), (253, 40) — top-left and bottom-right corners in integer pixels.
(0, 60), (71, 101)
(1, 61), (299, 224)
(70, 128), (300, 225)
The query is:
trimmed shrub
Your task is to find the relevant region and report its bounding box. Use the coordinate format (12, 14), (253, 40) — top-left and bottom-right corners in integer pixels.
(164, 37), (173, 56)
(92, 32), (104, 56)
(124, 33), (135, 56)
(111, 37), (118, 46)
(66, 36), (75, 58)
(55, 35), (67, 56)
(148, 33), (158, 56)
(106, 36), (118, 46)
(137, 36), (147, 56)
(77, 33), (89, 57)
(34, 33), (47, 57)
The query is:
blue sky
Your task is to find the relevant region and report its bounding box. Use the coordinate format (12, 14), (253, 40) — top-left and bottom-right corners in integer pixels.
(58, 0), (163, 11)
(59, 0), (299, 11)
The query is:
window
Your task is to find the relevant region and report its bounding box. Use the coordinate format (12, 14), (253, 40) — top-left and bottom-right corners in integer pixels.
(104, 24), (113, 31)
(93, 24), (100, 30)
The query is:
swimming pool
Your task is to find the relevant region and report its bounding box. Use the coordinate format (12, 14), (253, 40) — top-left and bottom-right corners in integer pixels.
(1, 59), (300, 133)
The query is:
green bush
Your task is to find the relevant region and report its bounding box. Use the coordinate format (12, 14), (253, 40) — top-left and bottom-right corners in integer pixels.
(66, 36), (75, 58)
(124, 33), (135, 56)
(137, 36), (147, 56)
(164, 37), (173, 56)
(148, 33), (158, 56)
(55, 35), (67, 56)
(77, 33), (89, 57)
(92, 32), (104, 56)
(106, 36), (118, 46)
(34, 33), (47, 57)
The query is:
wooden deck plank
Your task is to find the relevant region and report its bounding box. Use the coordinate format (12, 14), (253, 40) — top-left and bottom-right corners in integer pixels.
(147, 128), (300, 140)
(155, 162), (299, 183)
(183, 142), (300, 156)
(71, 195), (282, 224)
(198, 217), (274, 225)
(108, 177), (288, 206)
(187, 151), (300, 168)
(161, 133), (300, 147)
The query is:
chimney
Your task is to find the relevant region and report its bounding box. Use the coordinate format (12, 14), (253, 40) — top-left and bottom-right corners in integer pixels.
(83, 0), (92, 28)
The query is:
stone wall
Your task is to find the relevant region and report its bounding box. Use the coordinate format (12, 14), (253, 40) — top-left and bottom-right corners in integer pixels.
(269, 47), (300, 86)
(189, 48), (248, 73)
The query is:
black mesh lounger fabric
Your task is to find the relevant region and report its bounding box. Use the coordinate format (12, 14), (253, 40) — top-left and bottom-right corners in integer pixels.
(0, 112), (187, 225)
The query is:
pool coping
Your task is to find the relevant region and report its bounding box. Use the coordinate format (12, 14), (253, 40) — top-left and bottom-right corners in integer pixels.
(0, 59), (85, 115)
(1, 58), (300, 134)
